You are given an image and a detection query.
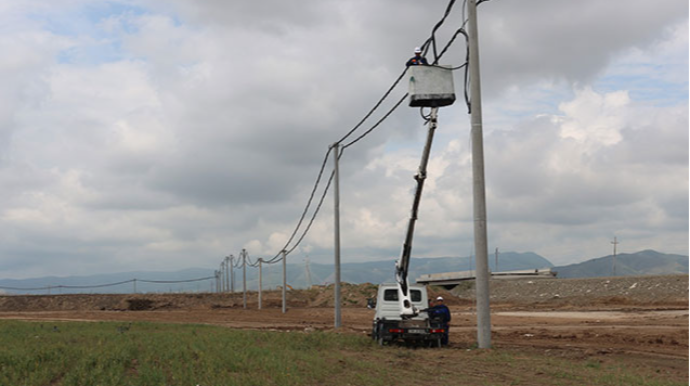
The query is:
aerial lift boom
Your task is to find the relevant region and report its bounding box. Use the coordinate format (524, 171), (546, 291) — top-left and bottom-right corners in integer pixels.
(395, 107), (439, 318)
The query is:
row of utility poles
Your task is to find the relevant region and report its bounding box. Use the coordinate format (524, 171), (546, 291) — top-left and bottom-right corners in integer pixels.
(213, 0), (491, 347)
(213, 249), (288, 313)
(214, 1), (617, 352)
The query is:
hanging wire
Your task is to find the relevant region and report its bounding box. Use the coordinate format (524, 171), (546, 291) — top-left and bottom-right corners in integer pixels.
(248, 0), (476, 265)
(0, 276), (215, 292)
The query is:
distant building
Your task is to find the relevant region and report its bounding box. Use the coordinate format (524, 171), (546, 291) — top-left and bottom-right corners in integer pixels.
(416, 268), (556, 289)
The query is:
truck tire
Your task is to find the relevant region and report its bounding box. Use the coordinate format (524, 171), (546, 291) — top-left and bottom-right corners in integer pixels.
(376, 326), (386, 346)
(429, 337), (442, 348)
(377, 335), (385, 346)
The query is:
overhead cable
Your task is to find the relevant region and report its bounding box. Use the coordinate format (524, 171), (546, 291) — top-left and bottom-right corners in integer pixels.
(421, 0), (458, 64)
(265, 147), (333, 263)
(259, 0), (469, 264)
(0, 275), (215, 292)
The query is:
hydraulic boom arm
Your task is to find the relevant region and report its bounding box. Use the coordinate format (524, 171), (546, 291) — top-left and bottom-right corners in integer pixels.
(395, 107), (439, 318)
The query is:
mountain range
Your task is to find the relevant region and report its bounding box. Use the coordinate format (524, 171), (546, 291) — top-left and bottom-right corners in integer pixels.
(0, 250), (686, 294)
(552, 249), (688, 278)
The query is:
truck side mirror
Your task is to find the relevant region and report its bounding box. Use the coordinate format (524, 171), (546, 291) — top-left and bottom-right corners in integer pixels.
(367, 298), (376, 309)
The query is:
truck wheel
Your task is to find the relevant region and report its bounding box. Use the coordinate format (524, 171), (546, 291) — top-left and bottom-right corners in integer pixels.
(374, 323), (386, 346)
(376, 329), (386, 346)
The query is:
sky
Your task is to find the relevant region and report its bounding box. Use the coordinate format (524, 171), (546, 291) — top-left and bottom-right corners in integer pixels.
(0, 0), (687, 279)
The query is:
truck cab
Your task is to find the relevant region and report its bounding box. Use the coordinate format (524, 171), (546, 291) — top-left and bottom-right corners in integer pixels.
(371, 283), (444, 347)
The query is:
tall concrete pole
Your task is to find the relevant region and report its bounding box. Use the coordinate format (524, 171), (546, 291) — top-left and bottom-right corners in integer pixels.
(468, 0), (491, 349)
(282, 250), (287, 313)
(495, 247), (498, 272)
(332, 143), (342, 329)
(225, 256), (230, 292)
(258, 258), (263, 310)
(220, 261), (225, 293)
(305, 257), (312, 288)
(230, 255), (235, 293)
(242, 249), (247, 309)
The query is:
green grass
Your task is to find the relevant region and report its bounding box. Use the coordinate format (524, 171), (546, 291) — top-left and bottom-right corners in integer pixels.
(0, 320), (685, 386)
(0, 320), (381, 386)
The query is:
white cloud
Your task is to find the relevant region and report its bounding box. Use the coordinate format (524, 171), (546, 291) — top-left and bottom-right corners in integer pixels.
(559, 88), (629, 147)
(0, 0), (686, 278)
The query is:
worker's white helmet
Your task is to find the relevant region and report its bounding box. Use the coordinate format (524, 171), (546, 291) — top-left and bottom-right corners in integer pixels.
(436, 296), (444, 301)
(414, 47), (422, 53)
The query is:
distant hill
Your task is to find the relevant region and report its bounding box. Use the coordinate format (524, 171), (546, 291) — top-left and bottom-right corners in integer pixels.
(554, 250), (689, 279)
(271, 251), (552, 288)
(0, 252), (552, 294)
(3, 250), (684, 294)
(0, 268), (216, 295)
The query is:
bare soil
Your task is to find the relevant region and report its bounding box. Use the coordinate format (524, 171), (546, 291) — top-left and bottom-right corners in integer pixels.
(1, 275), (687, 384)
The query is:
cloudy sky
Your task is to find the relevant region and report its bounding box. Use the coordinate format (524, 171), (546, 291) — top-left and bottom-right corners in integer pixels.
(0, 0), (687, 279)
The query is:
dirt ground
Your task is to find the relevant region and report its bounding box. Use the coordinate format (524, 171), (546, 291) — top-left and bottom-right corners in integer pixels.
(1, 275), (687, 382)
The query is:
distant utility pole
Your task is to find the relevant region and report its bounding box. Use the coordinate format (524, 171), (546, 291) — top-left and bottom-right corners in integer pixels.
(230, 254), (235, 293)
(611, 237), (619, 276)
(282, 250), (287, 314)
(495, 247), (499, 273)
(331, 143), (342, 329)
(220, 260), (226, 293)
(258, 258), (263, 310)
(467, 0), (491, 349)
(225, 256), (231, 293)
(242, 249), (247, 309)
(305, 256), (313, 288)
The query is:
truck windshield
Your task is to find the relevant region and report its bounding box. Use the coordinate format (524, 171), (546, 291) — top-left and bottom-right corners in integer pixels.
(384, 289), (422, 302)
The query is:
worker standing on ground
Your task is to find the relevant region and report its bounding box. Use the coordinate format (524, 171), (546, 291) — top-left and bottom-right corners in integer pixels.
(426, 296), (451, 346)
(406, 47), (428, 66)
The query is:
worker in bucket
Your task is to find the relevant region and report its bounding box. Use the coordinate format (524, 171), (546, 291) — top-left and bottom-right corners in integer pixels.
(406, 47), (428, 66)
(426, 296), (451, 346)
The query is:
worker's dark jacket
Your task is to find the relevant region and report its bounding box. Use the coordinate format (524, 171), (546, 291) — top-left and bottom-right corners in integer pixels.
(427, 304), (451, 345)
(427, 304), (451, 324)
(406, 55), (429, 66)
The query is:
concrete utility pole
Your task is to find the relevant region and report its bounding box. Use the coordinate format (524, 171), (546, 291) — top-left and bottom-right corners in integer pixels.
(242, 249), (247, 309)
(220, 261), (226, 293)
(258, 258), (263, 310)
(230, 254), (235, 293)
(495, 247), (498, 272)
(611, 237), (619, 276)
(281, 250), (287, 313)
(225, 256), (231, 292)
(332, 143), (342, 329)
(467, 0), (491, 349)
(304, 257), (312, 288)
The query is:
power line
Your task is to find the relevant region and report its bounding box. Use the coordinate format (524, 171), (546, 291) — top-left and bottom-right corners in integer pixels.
(233, 0), (476, 268)
(138, 277), (215, 284)
(285, 153), (338, 256)
(0, 276), (215, 292)
(420, 0), (458, 63)
(336, 69), (410, 146)
(265, 147), (334, 263)
(342, 94), (409, 149)
(0, 279), (134, 291)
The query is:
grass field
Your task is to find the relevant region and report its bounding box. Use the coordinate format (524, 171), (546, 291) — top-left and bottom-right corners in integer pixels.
(0, 320), (684, 386)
